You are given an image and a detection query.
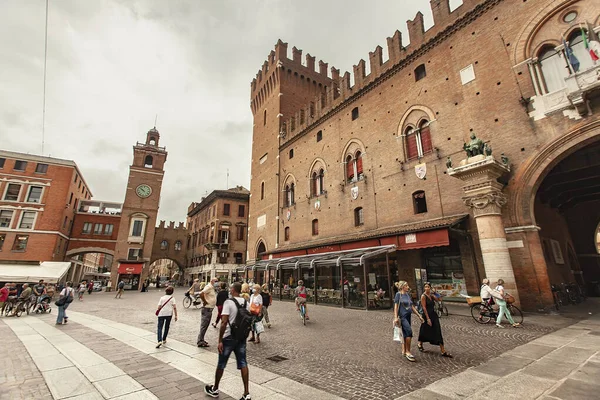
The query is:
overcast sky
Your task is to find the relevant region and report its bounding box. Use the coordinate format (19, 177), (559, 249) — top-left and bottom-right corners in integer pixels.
(0, 0), (463, 223)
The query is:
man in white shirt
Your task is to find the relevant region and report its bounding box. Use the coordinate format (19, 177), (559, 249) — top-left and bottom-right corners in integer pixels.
(197, 277), (218, 347)
(480, 278), (502, 303)
(205, 282), (251, 400)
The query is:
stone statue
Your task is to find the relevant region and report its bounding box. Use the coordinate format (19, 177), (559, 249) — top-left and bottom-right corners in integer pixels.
(463, 132), (485, 157)
(501, 153), (509, 166)
(446, 156), (452, 169)
(484, 143), (492, 156)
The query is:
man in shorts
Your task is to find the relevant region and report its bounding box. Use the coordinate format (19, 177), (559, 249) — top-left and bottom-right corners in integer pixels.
(295, 280), (309, 320)
(205, 282), (251, 400)
(115, 280), (125, 299)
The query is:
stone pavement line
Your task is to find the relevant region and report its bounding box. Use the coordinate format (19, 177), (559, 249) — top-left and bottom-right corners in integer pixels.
(2, 316), (157, 400)
(0, 320), (53, 400)
(60, 310), (345, 400)
(397, 314), (600, 400)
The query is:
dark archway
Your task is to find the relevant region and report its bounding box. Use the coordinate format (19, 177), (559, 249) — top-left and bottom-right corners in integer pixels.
(256, 241), (266, 261)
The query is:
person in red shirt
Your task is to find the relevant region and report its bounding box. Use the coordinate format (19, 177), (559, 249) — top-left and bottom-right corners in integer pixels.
(0, 283), (10, 315)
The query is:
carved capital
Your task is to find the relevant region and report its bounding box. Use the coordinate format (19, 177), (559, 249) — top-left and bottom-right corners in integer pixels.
(463, 191), (507, 217)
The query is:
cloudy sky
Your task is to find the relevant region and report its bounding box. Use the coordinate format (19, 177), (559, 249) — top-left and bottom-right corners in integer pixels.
(0, 0), (463, 223)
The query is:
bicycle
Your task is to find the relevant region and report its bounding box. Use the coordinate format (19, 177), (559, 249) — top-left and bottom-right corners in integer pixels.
(433, 294), (448, 318)
(299, 303), (306, 325)
(470, 300), (523, 325)
(183, 292), (201, 309)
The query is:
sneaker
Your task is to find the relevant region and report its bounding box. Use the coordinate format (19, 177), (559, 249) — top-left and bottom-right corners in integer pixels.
(496, 324), (504, 328)
(162, 339), (167, 345)
(204, 385), (219, 398)
(239, 394), (251, 400)
(156, 341), (162, 348)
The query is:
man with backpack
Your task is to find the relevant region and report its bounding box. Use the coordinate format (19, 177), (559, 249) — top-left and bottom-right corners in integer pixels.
(115, 280), (125, 299)
(205, 282), (252, 400)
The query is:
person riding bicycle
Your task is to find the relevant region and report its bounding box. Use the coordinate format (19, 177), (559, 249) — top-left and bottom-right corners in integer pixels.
(33, 280), (46, 304)
(295, 280), (309, 320)
(188, 279), (202, 301)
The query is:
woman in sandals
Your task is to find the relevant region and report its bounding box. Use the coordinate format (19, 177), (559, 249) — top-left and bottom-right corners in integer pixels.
(393, 281), (424, 362)
(417, 282), (452, 358)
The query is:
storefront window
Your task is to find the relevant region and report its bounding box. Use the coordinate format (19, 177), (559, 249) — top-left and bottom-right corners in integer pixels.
(280, 269), (297, 301)
(315, 265), (341, 306)
(300, 266), (315, 303)
(366, 256), (392, 309)
(342, 264), (365, 309)
(423, 242), (466, 300)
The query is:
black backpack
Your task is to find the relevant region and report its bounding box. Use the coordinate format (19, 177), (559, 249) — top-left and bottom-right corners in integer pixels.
(228, 298), (254, 342)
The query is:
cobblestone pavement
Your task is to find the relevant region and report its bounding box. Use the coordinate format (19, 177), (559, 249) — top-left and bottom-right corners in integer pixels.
(0, 321), (53, 400)
(65, 288), (578, 399)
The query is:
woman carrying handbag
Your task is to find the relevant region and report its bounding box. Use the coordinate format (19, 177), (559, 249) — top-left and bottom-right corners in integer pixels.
(156, 286), (177, 348)
(249, 284), (263, 344)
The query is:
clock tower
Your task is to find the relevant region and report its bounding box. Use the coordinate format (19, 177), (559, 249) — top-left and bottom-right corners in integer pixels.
(111, 128), (168, 290)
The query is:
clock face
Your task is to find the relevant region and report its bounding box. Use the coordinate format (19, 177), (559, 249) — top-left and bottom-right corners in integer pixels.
(135, 184), (152, 198)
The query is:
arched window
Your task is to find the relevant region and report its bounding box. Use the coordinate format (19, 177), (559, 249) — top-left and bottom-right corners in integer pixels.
(406, 120), (433, 160)
(355, 151), (363, 178)
(160, 240), (168, 250)
(415, 64), (427, 81)
(413, 191), (428, 214)
(346, 151), (364, 182)
(346, 154), (354, 182)
(351, 107), (359, 120)
(318, 169), (325, 195)
(263, 109), (267, 126)
(261, 182), (265, 200)
(285, 183), (295, 207)
(312, 219), (319, 235)
(149, 137), (157, 146)
(311, 171), (318, 197)
(568, 30), (594, 72)
(354, 207), (364, 226)
(256, 241), (266, 260)
(144, 155), (153, 168)
(284, 226), (290, 241)
(290, 183), (295, 205)
(538, 46), (568, 94)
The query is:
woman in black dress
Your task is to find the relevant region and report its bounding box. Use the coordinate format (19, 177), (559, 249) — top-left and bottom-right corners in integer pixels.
(417, 282), (452, 358)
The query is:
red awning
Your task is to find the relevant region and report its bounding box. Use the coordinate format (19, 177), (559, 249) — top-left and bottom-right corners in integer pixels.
(398, 229), (449, 250)
(117, 263), (143, 275)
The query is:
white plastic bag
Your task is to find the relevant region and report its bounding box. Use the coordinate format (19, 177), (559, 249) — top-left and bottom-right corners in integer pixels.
(255, 320), (265, 335)
(393, 325), (403, 343)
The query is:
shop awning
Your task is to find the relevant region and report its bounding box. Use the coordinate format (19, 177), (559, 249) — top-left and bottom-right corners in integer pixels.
(244, 245), (397, 271)
(117, 263), (143, 274)
(0, 262), (71, 283)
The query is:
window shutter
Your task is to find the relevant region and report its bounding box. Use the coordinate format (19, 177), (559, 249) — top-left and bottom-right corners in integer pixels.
(407, 134), (418, 160)
(420, 126), (433, 154)
(346, 158), (354, 180)
(356, 155), (363, 175)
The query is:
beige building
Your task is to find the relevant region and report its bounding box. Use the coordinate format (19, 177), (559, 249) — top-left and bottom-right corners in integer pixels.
(185, 186), (250, 282)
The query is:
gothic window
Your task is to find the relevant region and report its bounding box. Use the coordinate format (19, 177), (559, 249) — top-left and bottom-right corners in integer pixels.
(311, 170), (325, 197)
(346, 151), (364, 182)
(355, 151), (363, 178)
(318, 169), (325, 195)
(312, 219), (319, 235)
(311, 172), (318, 197)
(160, 240), (168, 250)
(413, 191), (428, 214)
(284, 226), (290, 241)
(415, 64), (427, 81)
(346, 155), (354, 182)
(285, 183), (295, 206)
(354, 207), (364, 226)
(351, 107), (359, 120)
(406, 120), (433, 160)
(144, 155), (153, 168)
(538, 46), (568, 94)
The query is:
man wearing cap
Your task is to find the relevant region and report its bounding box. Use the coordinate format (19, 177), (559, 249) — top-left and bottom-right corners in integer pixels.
(197, 277), (218, 347)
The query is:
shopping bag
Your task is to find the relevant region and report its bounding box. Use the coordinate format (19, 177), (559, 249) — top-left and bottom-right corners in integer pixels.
(393, 325), (403, 343)
(254, 320), (265, 335)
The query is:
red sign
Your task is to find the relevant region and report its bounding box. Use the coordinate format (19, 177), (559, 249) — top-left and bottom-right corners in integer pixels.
(117, 263), (143, 275)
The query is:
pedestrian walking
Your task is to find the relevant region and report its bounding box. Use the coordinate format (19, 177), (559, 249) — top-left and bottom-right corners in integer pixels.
(197, 277), (218, 348)
(155, 286), (177, 348)
(204, 282), (252, 400)
(495, 279), (520, 328)
(212, 282), (229, 329)
(393, 281), (424, 362)
(77, 281), (86, 301)
(417, 282), (452, 358)
(56, 282), (75, 325)
(249, 284), (263, 344)
(87, 280), (94, 295)
(260, 284), (272, 328)
(241, 283), (250, 301)
(115, 280), (125, 299)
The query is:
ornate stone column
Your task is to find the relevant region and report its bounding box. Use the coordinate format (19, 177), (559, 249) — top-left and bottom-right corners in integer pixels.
(448, 154), (520, 305)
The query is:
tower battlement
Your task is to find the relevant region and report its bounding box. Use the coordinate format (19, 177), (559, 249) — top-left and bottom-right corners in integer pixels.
(157, 220), (186, 230)
(260, 0), (486, 142)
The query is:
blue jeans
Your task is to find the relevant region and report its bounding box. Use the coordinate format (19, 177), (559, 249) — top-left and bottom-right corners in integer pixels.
(217, 336), (247, 370)
(157, 316), (172, 342)
(56, 303), (70, 324)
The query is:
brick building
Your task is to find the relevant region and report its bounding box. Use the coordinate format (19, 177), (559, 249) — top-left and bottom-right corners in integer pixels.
(0, 150), (91, 265)
(246, 0), (600, 310)
(185, 186), (250, 282)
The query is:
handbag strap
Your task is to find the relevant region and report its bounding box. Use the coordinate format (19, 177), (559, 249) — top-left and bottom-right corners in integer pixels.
(157, 296), (173, 313)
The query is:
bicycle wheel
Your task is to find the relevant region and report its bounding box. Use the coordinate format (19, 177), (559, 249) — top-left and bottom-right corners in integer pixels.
(436, 306), (442, 318)
(15, 306), (22, 317)
(509, 305), (523, 324)
(27, 302), (35, 315)
(301, 305), (306, 325)
(471, 304), (491, 324)
(183, 296), (191, 309)
(442, 305), (449, 316)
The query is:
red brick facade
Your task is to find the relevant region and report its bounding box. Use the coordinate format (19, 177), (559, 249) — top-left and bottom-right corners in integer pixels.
(247, 0), (600, 310)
